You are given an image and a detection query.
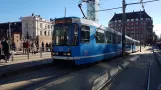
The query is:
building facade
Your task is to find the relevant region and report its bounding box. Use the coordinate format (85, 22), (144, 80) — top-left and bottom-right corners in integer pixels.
(21, 13), (53, 47)
(0, 22), (22, 49)
(108, 10), (153, 44)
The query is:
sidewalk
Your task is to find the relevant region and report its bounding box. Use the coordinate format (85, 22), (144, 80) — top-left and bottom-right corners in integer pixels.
(0, 53), (53, 79)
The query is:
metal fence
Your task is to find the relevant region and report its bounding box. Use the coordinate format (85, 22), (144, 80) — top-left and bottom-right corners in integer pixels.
(9, 47), (52, 61)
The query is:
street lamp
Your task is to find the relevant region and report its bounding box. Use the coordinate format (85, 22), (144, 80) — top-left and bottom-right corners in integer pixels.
(8, 22), (16, 51)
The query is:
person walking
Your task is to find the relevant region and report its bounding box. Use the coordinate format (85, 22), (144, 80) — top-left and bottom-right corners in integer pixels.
(1, 39), (10, 62)
(33, 42), (37, 54)
(23, 41), (25, 54)
(48, 43), (51, 51)
(46, 43), (49, 52)
(42, 42), (44, 51)
(11, 41), (16, 51)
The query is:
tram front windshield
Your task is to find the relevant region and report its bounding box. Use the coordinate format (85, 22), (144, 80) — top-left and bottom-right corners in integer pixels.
(53, 24), (78, 46)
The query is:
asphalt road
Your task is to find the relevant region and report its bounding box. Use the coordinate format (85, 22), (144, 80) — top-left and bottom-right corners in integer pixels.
(102, 49), (161, 90)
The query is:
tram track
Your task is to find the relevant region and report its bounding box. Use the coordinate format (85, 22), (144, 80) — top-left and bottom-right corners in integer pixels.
(97, 59), (131, 90)
(98, 52), (154, 90)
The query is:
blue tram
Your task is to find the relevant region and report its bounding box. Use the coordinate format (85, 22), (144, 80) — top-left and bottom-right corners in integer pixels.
(51, 17), (140, 65)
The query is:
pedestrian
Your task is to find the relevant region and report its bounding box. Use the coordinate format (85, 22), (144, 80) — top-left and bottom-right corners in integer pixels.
(46, 43), (49, 51)
(23, 41), (25, 53)
(33, 42), (37, 54)
(11, 41), (16, 51)
(1, 39), (10, 62)
(48, 42), (52, 51)
(42, 42), (44, 51)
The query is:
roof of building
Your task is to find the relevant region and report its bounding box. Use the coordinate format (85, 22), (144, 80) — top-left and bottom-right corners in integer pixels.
(110, 10), (151, 21)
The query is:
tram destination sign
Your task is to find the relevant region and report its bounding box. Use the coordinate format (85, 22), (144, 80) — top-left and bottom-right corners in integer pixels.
(55, 18), (72, 24)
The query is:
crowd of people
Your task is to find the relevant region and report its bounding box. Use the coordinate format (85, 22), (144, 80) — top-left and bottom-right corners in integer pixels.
(22, 41), (52, 54)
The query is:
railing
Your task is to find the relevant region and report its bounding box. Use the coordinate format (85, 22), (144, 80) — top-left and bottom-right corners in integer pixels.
(1, 47), (52, 61)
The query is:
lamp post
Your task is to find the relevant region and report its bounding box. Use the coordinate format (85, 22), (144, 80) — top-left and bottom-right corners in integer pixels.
(8, 22), (16, 52)
(122, 0), (126, 57)
(139, 10), (142, 52)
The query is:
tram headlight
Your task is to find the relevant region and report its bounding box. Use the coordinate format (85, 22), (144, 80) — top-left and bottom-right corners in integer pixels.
(67, 53), (70, 56)
(53, 52), (58, 55)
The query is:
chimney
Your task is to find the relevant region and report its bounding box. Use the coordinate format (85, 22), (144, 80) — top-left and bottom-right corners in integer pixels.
(50, 18), (53, 21)
(32, 13), (34, 16)
(143, 9), (145, 11)
(38, 15), (40, 17)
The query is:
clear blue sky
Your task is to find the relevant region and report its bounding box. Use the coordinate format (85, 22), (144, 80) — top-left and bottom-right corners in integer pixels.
(0, 0), (160, 28)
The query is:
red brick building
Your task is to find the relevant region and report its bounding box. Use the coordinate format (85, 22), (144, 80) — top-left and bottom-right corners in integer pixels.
(108, 10), (153, 44)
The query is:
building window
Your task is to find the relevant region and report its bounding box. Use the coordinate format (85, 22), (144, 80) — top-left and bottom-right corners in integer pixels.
(44, 31), (47, 36)
(26, 23), (28, 28)
(135, 18), (139, 21)
(51, 25), (53, 29)
(141, 18), (143, 20)
(131, 19), (134, 21)
(127, 19), (130, 21)
(40, 23), (43, 28)
(48, 25), (50, 29)
(118, 20), (121, 22)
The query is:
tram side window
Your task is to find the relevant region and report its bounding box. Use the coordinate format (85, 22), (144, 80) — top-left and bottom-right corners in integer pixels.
(96, 29), (105, 43)
(109, 33), (113, 43)
(106, 31), (110, 43)
(115, 35), (119, 44)
(81, 25), (90, 43)
(117, 35), (121, 44)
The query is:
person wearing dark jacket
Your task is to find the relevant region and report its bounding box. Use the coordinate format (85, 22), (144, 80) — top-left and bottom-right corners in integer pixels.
(46, 43), (49, 51)
(11, 42), (16, 51)
(42, 42), (44, 51)
(1, 40), (10, 62)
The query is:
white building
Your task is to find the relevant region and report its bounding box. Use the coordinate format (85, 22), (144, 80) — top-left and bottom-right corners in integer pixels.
(21, 13), (53, 40)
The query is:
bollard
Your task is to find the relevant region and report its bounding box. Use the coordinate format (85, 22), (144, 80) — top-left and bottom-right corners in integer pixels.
(40, 47), (42, 58)
(27, 48), (29, 59)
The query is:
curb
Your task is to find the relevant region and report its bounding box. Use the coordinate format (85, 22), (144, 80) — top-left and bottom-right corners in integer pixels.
(0, 61), (53, 79)
(95, 55), (140, 90)
(153, 49), (161, 69)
